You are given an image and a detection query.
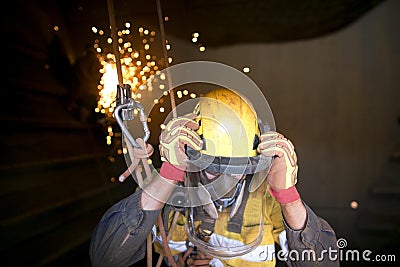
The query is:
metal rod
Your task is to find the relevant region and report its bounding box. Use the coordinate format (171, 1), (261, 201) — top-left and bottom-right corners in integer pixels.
(156, 0), (177, 118)
(107, 0), (124, 86)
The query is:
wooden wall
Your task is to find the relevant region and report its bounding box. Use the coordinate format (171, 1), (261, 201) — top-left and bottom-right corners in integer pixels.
(0, 1), (136, 266)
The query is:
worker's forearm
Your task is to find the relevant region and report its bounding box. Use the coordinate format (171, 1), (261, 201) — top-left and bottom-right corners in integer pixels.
(140, 175), (179, 210)
(280, 198), (307, 230)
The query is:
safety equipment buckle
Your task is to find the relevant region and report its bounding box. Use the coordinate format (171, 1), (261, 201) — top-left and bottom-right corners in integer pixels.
(114, 84), (150, 148)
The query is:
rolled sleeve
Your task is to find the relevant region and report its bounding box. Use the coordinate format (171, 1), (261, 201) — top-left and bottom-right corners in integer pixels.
(283, 202), (339, 266)
(89, 190), (161, 267)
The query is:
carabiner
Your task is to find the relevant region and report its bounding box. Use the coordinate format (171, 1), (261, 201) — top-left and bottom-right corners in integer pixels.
(114, 84), (150, 148)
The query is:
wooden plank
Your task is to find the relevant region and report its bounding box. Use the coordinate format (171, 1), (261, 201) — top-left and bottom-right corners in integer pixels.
(1, 206), (105, 266)
(0, 161), (117, 220)
(1, 130), (107, 168)
(0, 182), (135, 266)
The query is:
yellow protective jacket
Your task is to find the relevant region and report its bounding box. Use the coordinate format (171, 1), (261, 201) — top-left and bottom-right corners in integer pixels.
(154, 184), (285, 267)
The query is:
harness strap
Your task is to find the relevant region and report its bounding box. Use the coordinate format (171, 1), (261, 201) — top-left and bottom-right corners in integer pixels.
(227, 175), (252, 234)
(195, 175), (253, 236)
(162, 204), (173, 238)
(196, 206), (217, 238)
(200, 217), (217, 238)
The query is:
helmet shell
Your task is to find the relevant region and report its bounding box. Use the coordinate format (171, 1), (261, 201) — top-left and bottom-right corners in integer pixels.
(195, 88), (260, 158)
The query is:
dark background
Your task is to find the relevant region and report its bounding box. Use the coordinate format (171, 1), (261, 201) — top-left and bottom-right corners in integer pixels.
(1, 0), (399, 266)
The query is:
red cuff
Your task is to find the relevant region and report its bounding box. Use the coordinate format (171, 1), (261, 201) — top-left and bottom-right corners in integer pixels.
(160, 162), (185, 182)
(269, 186), (300, 204)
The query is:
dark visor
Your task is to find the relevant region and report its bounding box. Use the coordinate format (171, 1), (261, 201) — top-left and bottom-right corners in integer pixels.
(185, 146), (272, 175)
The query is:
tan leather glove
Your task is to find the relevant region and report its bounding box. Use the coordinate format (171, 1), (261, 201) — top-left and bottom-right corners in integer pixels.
(257, 131), (298, 192)
(159, 113), (203, 171)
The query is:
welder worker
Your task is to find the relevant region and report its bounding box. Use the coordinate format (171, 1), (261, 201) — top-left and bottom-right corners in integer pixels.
(89, 88), (339, 267)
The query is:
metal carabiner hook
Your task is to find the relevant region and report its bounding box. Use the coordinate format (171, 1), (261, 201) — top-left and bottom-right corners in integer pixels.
(114, 84), (150, 148)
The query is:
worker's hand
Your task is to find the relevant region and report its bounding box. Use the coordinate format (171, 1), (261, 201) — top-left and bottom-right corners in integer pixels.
(257, 131), (298, 192)
(186, 250), (213, 267)
(159, 113), (203, 171)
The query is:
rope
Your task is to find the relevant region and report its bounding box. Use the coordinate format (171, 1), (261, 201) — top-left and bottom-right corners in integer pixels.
(155, 211), (181, 267)
(157, 214), (179, 267)
(118, 138), (154, 183)
(156, 0), (177, 118)
(118, 138), (154, 267)
(119, 139), (186, 266)
(106, 0), (123, 86)
(181, 246), (194, 264)
(106, 1), (184, 265)
(155, 2), (185, 266)
(147, 234), (153, 267)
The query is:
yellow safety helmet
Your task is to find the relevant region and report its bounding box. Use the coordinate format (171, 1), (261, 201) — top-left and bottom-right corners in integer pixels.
(196, 88), (259, 157)
(183, 88), (270, 258)
(186, 88), (269, 175)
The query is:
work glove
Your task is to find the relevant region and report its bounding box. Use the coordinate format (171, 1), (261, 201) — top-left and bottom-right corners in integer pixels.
(257, 131), (299, 204)
(159, 113), (203, 181)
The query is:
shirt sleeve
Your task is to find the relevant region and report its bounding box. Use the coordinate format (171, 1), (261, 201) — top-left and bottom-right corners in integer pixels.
(89, 189), (161, 267)
(283, 202), (340, 267)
